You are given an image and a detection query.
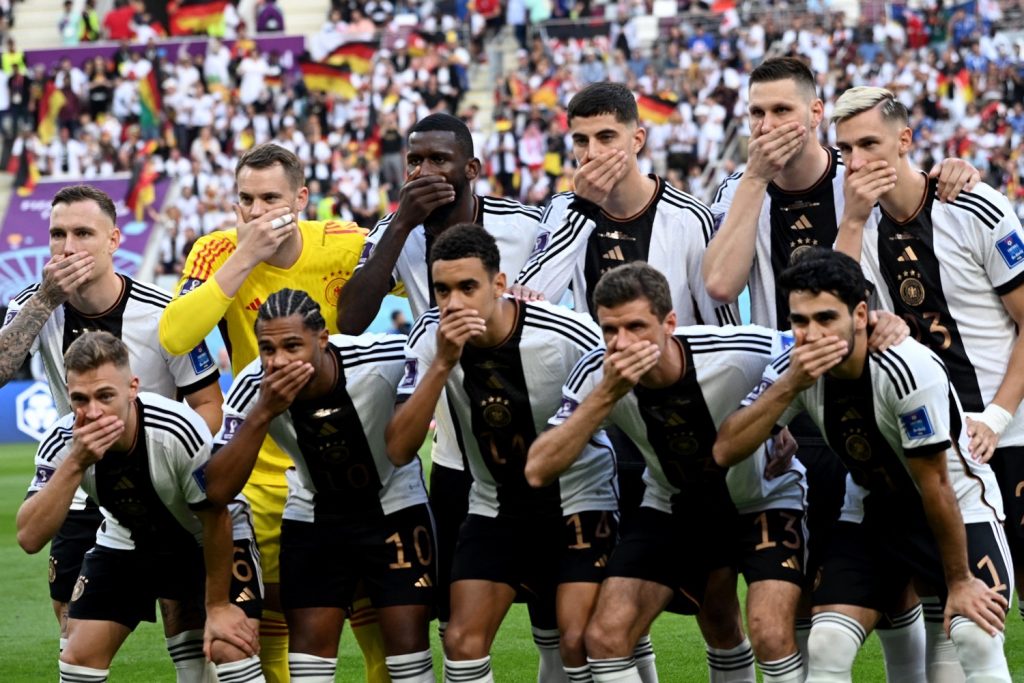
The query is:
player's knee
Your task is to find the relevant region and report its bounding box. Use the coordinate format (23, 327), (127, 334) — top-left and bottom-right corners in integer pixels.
(747, 614), (796, 662)
(584, 619), (631, 659)
(208, 638), (249, 665)
(560, 625), (587, 662)
(442, 624), (489, 661)
(806, 615), (862, 678)
(949, 617), (1008, 673)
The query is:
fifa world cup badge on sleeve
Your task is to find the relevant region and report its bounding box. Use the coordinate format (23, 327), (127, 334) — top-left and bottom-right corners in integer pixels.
(400, 359), (419, 389)
(899, 406), (934, 439)
(996, 232), (1024, 269)
(189, 342), (215, 373)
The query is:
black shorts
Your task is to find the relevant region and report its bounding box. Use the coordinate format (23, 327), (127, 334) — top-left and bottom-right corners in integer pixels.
(813, 519), (1014, 610)
(987, 445), (1024, 562)
(49, 507), (103, 602)
(791, 418), (847, 576)
(606, 506), (734, 615)
(736, 509), (807, 586)
(451, 510), (616, 600)
(229, 538), (265, 618)
(605, 426), (646, 518)
(429, 463), (471, 622)
(280, 504), (436, 611)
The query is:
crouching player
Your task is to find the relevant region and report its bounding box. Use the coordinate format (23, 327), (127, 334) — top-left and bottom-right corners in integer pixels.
(206, 289), (436, 683)
(16, 332), (263, 683)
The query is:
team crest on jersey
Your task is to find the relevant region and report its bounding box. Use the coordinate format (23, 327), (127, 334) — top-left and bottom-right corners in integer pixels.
(789, 238), (817, 263)
(189, 342), (215, 374)
(555, 397), (579, 420)
(996, 231), (1024, 269)
(323, 271), (347, 306)
(3, 307), (16, 327)
(191, 463), (208, 493)
(400, 360), (419, 389)
(898, 270), (926, 307)
(180, 277), (204, 295)
(221, 416), (243, 442)
(481, 396), (512, 427)
(670, 434), (699, 457)
(529, 230), (551, 258)
(33, 465), (56, 488)
(844, 430), (872, 462)
(899, 406), (934, 439)
(71, 576), (88, 601)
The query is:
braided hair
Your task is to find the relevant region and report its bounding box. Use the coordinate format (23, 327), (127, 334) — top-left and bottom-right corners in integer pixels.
(254, 289), (327, 335)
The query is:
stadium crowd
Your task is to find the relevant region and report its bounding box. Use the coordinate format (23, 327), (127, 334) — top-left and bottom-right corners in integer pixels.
(3, 1), (1024, 682)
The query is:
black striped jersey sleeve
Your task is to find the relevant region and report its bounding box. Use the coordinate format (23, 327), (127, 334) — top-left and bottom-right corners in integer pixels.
(214, 356), (265, 450)
(397, 309), (441, 400)
(547, 347), (608, 429)
(945, 185), (1024, 297)
(740, 336), (805, 428)
(514, 191), (588, 303)
(27, 413), (76, 495)
(353, 212), (404, 295)
(872, 343), (953, 458)
(142, 393), (214, 507)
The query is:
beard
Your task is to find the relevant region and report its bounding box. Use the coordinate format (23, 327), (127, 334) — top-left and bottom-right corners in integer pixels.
(424, 178), (469, 232)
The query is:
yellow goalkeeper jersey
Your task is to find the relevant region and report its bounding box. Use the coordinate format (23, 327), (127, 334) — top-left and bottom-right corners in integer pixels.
(160, 219), (366, 483)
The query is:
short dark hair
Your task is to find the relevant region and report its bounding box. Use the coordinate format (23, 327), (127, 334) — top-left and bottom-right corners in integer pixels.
(779, 248), (869, 312)
(255, 289), (326, 334)
(749, 57), (817, 98)
(236, 143), (305, 191)
(408, 113), (475, 160)
(64, 331), (130, 375)
(52, 185), (118, 225)
(428, 223), (500, 276)
(593, 262), (672, 320)
(567, 82), (639, 126)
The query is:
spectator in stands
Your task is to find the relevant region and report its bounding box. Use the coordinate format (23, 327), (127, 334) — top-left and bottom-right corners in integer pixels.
(103, 0), (137, 41)
(2, 37), (24, 75)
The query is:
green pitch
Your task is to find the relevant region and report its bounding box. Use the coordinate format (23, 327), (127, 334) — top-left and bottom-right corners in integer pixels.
(1, 442), (1020, 680)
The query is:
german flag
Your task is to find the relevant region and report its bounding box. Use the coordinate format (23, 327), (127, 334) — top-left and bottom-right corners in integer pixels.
(299, 60), (356, 99)
(127, 158), (160, 221)
(508, 76), (527, 102)
(326, 41), (377, 74)
(9, 144), (40, 197)
(37, 82), (66, 144)
(636, 94), (677, 125)
(169, 0), (226, 36)
(138, 70), (162, 131)
(531, 78), (559, 108)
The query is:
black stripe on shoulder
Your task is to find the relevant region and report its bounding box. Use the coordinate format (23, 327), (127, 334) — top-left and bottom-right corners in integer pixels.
(660, 190), (714, 243)
(957, 189), (1002, 217)
(408, 311), (440, 348)
(566, 348), (605, 393)
(872, 350), (911, 399)
(482, 196), (544, 219)
(882, 347), (918, 393)
(770, 348), (793, 374)
(226, 369), (264, 411)
(12, 283), (41, 305)
(338, 338), (408, 355)
(342, 353), (407, 370)
(367, 212), (397, 239)
(129, 279), (173, 302)
(712, 171), (743, 206)
(37, 426), (74, 463)
(524, 305), (602, 348)
(145, 404), (205, 453)
(948, 198), (998, 231)
(127, 288), (172, 310)
(517, 209), (589, 283)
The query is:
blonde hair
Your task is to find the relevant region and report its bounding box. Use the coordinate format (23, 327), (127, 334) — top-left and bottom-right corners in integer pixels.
(64, 332), (130, 375)
(830, 87), (908, 127)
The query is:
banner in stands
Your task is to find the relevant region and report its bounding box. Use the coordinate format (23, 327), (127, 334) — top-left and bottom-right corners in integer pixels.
(0, 176), (169, 305)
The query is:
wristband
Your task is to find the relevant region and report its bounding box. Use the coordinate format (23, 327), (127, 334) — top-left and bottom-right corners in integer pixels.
(966, 403), (1014, 437)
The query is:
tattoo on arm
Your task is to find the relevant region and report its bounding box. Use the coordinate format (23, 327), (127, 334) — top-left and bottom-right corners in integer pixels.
(0, 297), (54, 385)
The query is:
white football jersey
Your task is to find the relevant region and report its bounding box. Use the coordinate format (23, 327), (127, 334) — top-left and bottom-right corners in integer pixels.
(400, 300), (616, 519)
(552, 325), (806, 515)
(215, 334), (427, 523)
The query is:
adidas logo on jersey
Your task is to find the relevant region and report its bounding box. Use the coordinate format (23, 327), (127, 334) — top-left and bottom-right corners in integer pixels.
(896, 246), (919, 262)
(113, 477), (135, 491)
(235, 587), (257, 603)
(245, 298), (263, 311)
(414, 574), (432, 588)
(781, 555), (801, 571)
(841, 408), (863, 422)
(593, 554), (608, 569)
(790, 215), (813, 231)
(602, 245), (626, 262)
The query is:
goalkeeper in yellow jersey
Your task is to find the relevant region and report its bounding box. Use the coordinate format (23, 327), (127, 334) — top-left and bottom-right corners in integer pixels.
(159, 143), (389, 683)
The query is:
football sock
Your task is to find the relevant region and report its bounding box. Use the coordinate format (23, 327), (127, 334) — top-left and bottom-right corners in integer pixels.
(351, 598), (389, 683)
(588, 656), (642, 683)
(923, 598), (966, 683)
(706, 638), (756, 683)
(166, 629), (213, 682)
(565, 664), (592, 682)
(806, 612), (865, 682)
(287, 653), (336, 682)
(385, 649), (434, 683)
(216, 655), (266, 682)
(259, 610), (289, 683)
(632, 635), (657, 683)
(444, 655), (494, 683)
(949, 616), (1011, 682)
(876, 604), (926, 682)
(59, 661), (109, 683)
(795, 617), (812, 668)
(533, 627), (568, 683)
(758, 652), (805, 683)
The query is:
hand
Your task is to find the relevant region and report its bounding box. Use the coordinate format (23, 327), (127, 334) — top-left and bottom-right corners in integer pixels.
(867, 311), (909, 352)
(203, 603), (260, 659)
(394, 165), (455, 230)
(69, 413), (124, 468)
(257, 360), (314, 416)
(233, 205), (295, 267)
(944, 577), (1008, 637)
(842, 161), (897, 225)
(930, 159), (980, 203)
(784, 332), (848, 391)
(765, 427), (798, 480)
(573, 149), (629, 205)
(38, 252), (96, 308)
(506, 283), (544, 302)
(600, 337), (661, 400)
(964, 417), (998, 463)
(744, 120), (806, 183)
(436, 308), (486, 368)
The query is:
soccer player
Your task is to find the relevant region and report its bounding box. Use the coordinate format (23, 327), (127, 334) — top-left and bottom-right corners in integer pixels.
(386, 224), (618, 682)
(831, 86), (1024, 629)
(714, 249), (1012, 683)
(205, 289), (435, 683)
(158, 143), (381, 683)
(703, 58), (980, 675)
(513, 80), (742, 679)
(526, 262), (809, 683)
(0, 184), (223, 670)
(337, 113), (565, 670)
(16, 332), (265, 683)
